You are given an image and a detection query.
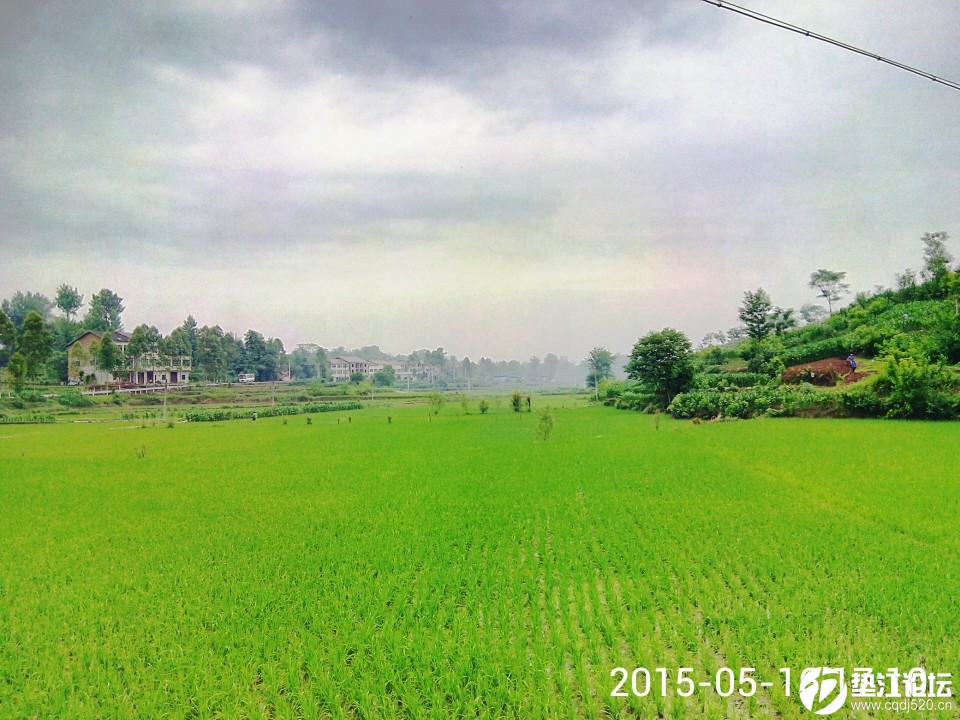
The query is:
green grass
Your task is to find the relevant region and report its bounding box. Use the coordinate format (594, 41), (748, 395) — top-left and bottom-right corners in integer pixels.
(1, 406), (957, 718)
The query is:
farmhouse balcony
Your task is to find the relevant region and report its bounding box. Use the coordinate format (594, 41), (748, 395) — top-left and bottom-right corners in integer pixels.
(124, 354), (192, 372)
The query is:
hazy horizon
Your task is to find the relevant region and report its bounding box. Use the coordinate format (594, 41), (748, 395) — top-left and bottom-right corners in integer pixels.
(3, 1), (958, 360)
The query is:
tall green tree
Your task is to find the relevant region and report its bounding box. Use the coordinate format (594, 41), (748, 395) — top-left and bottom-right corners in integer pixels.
(47, 350), (69, 384)
(372, 366), (396, 387)
(268, 338), (285, 380)
(243, 330), (280, 381)
(625, 328), (694, 408)
(2, 291), (54, 329)
(808, 270), (849, 315)
(5, 352), (28, 394)
(55, 284), (84, 321)
(289, 347), (316, 380)
(69, 343), (90, 382)
(19, 310), (53, 379)
(770, 306), (797, 336)
(314, 347), (330, 380)
(180, 315), (200, 364)
(49, 317), (82, 353)
(196, 325), (227, 381)
(0, 310), (16, 367)
(161, 327), (192, 360)
(585, 347), (615, 394)
(96, 333), (124, 383)
(920, 231), (953, 295)
(223, 332), (245, 378)
(84, 289), (125, 332)
(126, 324), (161, 371)
(738, 288), (774, 340)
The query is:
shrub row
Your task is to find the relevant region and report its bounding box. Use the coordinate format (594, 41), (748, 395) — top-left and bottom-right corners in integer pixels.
(57, 390), (94, 407)
(780, 337), (853, 367)
(0, 414), (56, 424)
(611, 389), (658, 411)
(669, 386), (835, 420)
(839, 359), (960, 420)
(694, 372), (769, 389)
(184, 401), (363, 422)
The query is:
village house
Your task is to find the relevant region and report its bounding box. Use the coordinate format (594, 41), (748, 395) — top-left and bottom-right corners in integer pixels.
(125, 351), (192, 386)
(328, 355), (371, 382)
(328, 355), (434, 384)
(66, 330), (191, 385)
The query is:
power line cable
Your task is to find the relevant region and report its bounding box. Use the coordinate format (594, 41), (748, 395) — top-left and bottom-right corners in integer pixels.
(699, 0), (960, 92)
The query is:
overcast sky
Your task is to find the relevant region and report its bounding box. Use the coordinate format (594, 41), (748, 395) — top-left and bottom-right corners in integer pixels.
(2, 1), (958, 360)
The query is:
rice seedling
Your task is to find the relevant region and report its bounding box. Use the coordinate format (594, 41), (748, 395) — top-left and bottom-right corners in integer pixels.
(0, 407), (956, 718)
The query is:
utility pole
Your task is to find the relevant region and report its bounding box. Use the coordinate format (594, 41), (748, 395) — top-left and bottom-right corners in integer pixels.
(162, 379), (168, 424)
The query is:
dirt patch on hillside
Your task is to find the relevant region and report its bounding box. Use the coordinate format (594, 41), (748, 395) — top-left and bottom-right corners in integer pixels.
(783, 357), (868, 385)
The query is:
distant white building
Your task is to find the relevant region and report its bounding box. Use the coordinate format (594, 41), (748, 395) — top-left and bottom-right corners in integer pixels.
(328, 356), (431, 383)
(329, 355), (371, 382)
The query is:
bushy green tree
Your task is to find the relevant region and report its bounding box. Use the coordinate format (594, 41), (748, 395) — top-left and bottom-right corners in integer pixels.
(586, 347), (615, 399)
(921, 231), (953, 284)
(46, 350), (68, 384)
(49, 317), (82, 354)
(510, 389), (523, 412)
(625, 328), (695, 408)
(221, 332), (244, 378)
(745, 336), (785, 379)
(289, 347), (316, 380)
(372, 366), (396, 387)
(586, 347), (614, 383)
(55, 284), (84, 321)
(19, 310), (53, 379)
(313, 347), (330, 381)
(536, 407), (556, 441)
(877, 352), (954, 419)
(242, 330), (280, 382)
(429, 391), (445, 414)
(127, 324), (161, 364)
(930, 311), (960, 364)
(187, 325), (224, 381)
(738, 288), (773, 340)
(84, 289), (125, 332)
(96, 333), (123, 382)
(5, 352), (27, 394)
(770, 307), (797, 336)
(0, 310), (16, 367)
(2, 291), (54, 329)
(180, 315), (200, 365)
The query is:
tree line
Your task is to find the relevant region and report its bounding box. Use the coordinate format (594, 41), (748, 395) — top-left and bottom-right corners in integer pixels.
(0, 286), (289, 388)
(0, 286), (593, 390)
(593, 231), (960, 418)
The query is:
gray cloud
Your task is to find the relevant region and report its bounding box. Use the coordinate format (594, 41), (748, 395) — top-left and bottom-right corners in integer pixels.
(2, 0), (959, 358)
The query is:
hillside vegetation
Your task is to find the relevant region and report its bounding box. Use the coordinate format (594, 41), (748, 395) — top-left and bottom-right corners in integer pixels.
(606, 232), (960, 420)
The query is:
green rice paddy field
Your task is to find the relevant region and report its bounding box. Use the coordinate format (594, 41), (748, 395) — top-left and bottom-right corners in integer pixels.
(1, 405), (958, 718)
